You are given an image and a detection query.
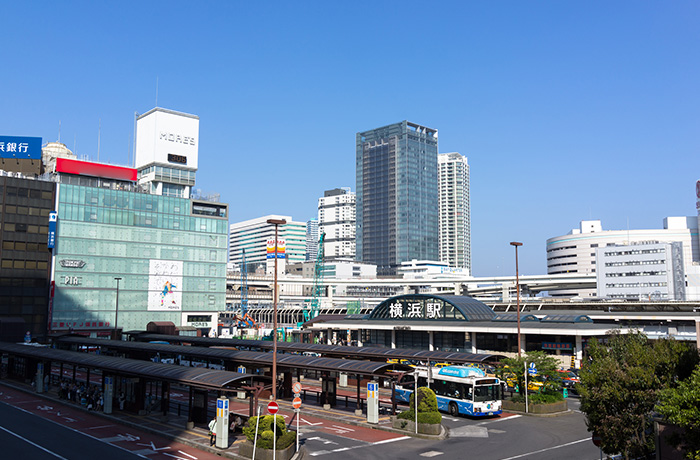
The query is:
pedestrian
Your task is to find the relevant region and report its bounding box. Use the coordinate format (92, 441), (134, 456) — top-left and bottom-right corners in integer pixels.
(230, 415), (243, 433)
(208, 418), (217, 446)
(118, 392), (125, 411)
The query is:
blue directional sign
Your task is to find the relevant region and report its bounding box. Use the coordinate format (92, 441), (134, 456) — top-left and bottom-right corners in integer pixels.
(528, 362), (537, 375)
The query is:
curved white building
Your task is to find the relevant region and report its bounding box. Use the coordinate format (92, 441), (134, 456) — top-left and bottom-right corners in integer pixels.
(546, 218), (700, 298)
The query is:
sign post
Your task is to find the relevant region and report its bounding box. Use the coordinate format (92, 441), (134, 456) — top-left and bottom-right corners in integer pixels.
(104, 376), (113, 414)
(216, 397), (229, 448)
(526, 362), (537, 414)
(292, 381), (302, 452)
(367, 381), (379, 424)
(268, 401), (279, 460)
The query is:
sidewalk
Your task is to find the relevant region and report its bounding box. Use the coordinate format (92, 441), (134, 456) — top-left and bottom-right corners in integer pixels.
(0, 377), (404, 459)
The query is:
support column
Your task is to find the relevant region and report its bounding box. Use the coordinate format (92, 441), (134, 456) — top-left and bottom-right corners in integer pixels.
(357, 330), (363, 348)
(575, 335), (583, 364)
(428, 331), (434, 351)
(471, 333), (477, 354)
(391, 329), (396, 349)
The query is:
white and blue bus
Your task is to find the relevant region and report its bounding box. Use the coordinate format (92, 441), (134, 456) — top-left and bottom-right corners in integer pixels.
(394, 366), (502, 417)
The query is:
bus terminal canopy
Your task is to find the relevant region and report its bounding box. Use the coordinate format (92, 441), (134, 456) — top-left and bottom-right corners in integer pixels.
(55, 336), (414, 376)
(132, 332), (503, 364)
(0, 342), (270, 391)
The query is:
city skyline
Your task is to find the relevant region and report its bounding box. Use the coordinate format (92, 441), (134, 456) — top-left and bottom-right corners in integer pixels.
(2, 2), (698, 276)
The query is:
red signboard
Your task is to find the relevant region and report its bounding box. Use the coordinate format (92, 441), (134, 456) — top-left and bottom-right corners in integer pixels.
(267, 401), (279, 414)
(56, 157), (137, 182)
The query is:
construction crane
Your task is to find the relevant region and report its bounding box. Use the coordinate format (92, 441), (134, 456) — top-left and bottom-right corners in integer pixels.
(304, 232), (325, 322)
(240, 248), (248, 315)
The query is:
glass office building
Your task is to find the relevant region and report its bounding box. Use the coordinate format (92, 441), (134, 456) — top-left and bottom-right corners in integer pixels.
(51, 180), (228, 334)
(356, 121), (439, 276)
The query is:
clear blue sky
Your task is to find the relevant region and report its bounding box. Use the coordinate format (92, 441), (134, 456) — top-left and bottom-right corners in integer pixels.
(2, 1), (698, 276)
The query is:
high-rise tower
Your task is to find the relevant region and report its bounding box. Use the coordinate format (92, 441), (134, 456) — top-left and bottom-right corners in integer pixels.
(438, 152), (471, 273)
(318, 188), (356, 261)
(356, 121), (438, 276)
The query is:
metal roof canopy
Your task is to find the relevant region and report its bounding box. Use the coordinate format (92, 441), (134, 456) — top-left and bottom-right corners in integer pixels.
(133, 333), (501, 364)
(55, 336), (412, 376)
(0, 342), (268, 391)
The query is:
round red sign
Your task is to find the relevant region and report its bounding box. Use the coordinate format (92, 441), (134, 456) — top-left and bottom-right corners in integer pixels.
(592, 432), (602, 447)
(292, 397), (302, 409)
(268, 401), (279, 414)
(292, 382), (302, 394)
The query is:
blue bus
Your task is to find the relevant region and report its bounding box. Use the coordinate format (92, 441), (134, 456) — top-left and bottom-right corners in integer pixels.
(394, 366), (502, 417)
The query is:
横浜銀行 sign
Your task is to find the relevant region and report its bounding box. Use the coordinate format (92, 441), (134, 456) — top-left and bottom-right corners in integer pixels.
(0, 136), (42, 160)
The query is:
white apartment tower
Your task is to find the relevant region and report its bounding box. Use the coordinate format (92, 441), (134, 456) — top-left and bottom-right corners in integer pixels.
(318, 188), (356, 261)
(438, 152), (471, 273)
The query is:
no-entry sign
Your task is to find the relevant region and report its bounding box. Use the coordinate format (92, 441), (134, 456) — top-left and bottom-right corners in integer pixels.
(268, 401), (279, 414)
(292, 397), (302, 409)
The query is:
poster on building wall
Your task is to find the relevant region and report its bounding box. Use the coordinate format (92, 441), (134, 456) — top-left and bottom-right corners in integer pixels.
(148, 260), (183, 311)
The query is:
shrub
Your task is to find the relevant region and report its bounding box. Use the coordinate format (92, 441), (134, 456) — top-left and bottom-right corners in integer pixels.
(396, 386), (442, 424)
(242, 414), (294, 449)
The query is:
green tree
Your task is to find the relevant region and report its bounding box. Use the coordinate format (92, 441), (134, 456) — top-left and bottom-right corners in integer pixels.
(657, 366), (700, 459)
(499, 351), (560, 397)
(578, 331), (699, 460)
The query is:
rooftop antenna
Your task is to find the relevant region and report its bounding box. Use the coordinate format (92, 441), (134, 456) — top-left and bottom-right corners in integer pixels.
(133, 112), (138, 167)
(97, 118), (101, 162)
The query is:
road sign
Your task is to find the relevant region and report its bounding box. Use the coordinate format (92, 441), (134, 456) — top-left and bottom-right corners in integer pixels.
(292, 382), (302, 394)
(528, 362), (537, 375)
(592, 432), (602, 447)
(292, 397), (302, 409)
(267, 401), (279, 414)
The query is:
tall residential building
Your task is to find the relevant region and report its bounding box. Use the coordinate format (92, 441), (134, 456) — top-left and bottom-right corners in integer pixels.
(356, 121), (439, 276)
(318, 188), (355, 261)
(306, 218), (319, 261)
(438, 152), (471, 273)
(229, 215), (307, 274)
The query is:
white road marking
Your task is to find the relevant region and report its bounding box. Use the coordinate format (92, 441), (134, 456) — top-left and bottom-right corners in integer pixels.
(420, 451), (444, 457)
(498, 438), (589, 460)
(0, 424), (69, 459)
(309, 435), (410, 456)
(477, 414), (521, 425)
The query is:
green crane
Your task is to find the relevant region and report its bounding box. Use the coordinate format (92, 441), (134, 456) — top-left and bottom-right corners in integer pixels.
(304, 232), (325, 322)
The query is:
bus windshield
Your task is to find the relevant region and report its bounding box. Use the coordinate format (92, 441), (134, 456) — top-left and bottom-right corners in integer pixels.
(474, 384), (501, 402)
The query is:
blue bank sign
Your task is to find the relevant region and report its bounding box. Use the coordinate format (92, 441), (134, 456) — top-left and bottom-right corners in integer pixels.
(0, 136), (42, 159)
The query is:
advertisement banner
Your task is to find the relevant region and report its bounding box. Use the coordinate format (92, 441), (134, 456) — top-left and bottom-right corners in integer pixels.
(266, 238), (286, 259)
(47, 211), (57, 249)
(148, 260), (183, 311)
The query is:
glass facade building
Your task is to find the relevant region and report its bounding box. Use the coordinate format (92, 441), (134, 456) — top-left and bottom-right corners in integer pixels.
(356, 121), (439, 276)
(51, 183), (229, 333)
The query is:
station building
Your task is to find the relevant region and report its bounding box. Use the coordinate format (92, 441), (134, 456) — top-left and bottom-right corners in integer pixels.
(304, 293), (630, 367)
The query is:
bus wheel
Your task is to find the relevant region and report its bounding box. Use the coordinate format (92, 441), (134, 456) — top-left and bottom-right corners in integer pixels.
(449, 402), (458, 416)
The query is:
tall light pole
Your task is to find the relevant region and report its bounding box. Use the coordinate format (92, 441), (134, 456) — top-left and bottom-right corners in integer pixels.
(114, 277), (122, 340)
(266, 218), (286, 400)
(510, 242), (523, 357)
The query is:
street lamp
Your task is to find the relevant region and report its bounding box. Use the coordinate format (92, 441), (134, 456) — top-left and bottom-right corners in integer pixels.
(114, 277), (122, 340)
(509, 242), (523, 357)
(266, 218), (286, 400)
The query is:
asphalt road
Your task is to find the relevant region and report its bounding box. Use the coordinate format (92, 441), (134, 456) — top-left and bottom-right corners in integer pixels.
(303, 397), (604, 460)
(0, 401), (143, 460)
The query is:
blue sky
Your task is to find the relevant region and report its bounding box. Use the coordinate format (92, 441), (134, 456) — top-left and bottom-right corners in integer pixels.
(2, 1), (698, 276)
